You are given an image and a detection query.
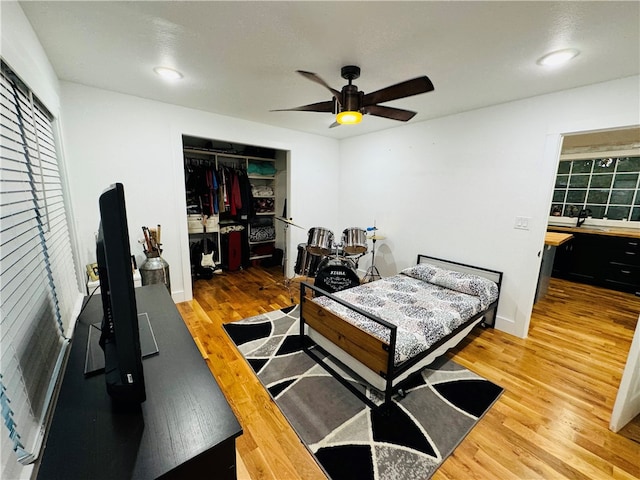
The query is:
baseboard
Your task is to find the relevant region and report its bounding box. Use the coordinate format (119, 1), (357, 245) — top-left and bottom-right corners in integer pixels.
(171, 289), (186, 303)
(494, 315), (523, 338)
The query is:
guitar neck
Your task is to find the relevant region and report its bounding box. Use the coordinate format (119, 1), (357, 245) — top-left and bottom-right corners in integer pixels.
(202, 216), (209, 254)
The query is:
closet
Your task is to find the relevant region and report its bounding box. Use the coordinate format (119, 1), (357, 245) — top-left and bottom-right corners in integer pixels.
(182, 135), (287, 277)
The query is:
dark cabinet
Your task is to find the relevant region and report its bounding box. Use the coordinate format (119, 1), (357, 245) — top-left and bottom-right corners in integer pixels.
(602, 236), (639, 293)
(37, 285), (243, 479)
(563, 234), (602, 282)
(551, 230), (640, 295)
(552, 232), (601, 280)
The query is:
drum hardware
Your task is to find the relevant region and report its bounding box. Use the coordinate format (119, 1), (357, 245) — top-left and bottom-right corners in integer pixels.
(275, 217), (304, 230)
(362, 232), (385, 283)
(260, 217), (306, 302)
(331, 241), (365, 269)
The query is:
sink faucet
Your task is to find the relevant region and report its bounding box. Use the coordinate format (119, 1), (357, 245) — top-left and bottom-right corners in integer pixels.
(576, 208), (592, 227)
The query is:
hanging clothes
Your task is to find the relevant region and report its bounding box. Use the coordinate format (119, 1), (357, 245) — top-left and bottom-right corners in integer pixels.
(205, 168), (219, 215)
(229, 169), (242, 216)
(218, 165), (229, 212)
(185, 161), (217, 216)
(237, 169), (254, 217)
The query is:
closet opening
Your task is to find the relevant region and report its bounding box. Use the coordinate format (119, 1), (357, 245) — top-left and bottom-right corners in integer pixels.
(182, 135), (288, 280)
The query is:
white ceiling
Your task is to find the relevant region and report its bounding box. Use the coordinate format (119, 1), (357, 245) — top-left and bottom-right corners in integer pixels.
(18, 1), (640, 140)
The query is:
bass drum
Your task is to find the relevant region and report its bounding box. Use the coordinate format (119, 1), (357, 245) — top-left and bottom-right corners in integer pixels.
(342, 227), (368, 255)
(294, 243), (322, 277)
(306, 227), (334, 255)
(314, 257), (360, 293)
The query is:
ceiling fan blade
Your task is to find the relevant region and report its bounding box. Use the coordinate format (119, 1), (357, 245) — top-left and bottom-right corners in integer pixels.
(297, 70), (342, 103)
(362, 76), (434, 106)
(365, 105), (417, 122)
(271, 100), (335, 113)
(329, 121), (341, 128)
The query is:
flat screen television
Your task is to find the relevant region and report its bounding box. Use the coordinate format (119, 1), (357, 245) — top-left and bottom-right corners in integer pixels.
(96, 183), (146, 404)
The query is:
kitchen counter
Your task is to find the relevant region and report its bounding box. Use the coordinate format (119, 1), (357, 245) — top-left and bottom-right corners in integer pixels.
(547, 225), (640, 239)
(547, 225), (640, 296)
(545, 231), (574, 246)
(536, 232), (575, 303)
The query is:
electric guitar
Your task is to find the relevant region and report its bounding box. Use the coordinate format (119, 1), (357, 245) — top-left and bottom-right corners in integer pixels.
(200, 215), (216, 269)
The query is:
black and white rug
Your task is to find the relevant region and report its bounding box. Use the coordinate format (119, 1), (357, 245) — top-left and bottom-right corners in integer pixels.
(224, 305), (502, 480)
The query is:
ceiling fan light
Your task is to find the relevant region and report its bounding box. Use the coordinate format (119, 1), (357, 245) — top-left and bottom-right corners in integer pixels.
(336, 111), (363, 125)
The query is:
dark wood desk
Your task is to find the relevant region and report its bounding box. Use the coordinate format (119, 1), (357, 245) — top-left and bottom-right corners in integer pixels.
(36, 284), (242, 479)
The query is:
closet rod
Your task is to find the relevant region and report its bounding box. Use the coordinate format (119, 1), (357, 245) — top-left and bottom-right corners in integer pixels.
(184, 156), (216, 167)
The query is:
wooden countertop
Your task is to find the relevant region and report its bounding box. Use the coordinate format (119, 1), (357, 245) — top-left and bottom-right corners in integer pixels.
(544, 232), (574, 246)
(547, 225), (640, 239)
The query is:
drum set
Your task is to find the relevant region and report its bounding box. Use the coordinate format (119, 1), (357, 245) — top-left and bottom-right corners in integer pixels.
(273, 217), (383, 294)
(295, 227), (370, 290)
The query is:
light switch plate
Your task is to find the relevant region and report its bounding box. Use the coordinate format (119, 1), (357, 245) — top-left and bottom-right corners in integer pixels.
(514, 216), (531, 230)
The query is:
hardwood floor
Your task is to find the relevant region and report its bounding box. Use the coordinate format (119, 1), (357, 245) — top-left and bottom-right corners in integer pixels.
(176, 266), (640, 480)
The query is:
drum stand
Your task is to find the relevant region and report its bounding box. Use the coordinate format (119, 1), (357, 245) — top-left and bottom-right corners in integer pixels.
(260, 217), (303, 302)
(362, 235), (383, 283)
(280, 223), (295, 300)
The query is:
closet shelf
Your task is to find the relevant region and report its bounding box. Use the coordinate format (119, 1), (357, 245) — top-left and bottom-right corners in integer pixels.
(248, 175), (275, 180)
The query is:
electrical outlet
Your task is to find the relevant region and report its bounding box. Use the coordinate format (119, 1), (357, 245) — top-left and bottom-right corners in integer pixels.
(514, 216), (531, 230)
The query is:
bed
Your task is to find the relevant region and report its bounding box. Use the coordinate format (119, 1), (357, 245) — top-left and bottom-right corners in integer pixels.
(299, 254), (503, 407)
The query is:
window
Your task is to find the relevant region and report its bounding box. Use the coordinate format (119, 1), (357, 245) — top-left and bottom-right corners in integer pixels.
(550, 156), (640, 222)
(1, 60), (79, 475)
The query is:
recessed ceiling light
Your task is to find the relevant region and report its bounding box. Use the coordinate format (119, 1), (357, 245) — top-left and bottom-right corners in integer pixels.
(537, 48), (580, 67)
(153, 66), (183, 81)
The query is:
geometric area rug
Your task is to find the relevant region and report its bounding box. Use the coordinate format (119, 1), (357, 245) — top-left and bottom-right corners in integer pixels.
(223, 305), (503, 480)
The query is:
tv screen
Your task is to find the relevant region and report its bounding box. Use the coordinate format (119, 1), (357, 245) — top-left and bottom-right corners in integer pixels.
(96, 183), (146, 404)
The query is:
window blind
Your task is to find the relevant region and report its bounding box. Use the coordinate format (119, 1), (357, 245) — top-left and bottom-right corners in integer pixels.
(0, 60), (79, 475)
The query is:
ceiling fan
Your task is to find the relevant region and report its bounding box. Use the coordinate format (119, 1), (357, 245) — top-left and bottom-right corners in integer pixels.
(273, 65), (434, 126)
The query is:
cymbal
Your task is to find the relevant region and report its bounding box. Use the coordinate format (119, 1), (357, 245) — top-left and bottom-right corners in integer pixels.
(368, 234), (386, 240)
(275, 217), (304, 229)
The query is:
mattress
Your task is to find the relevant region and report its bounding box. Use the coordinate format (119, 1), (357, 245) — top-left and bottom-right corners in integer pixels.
(312, 263), (499, 366)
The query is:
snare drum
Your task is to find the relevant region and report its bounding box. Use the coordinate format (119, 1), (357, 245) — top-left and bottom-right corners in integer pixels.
(314, 257), (360, 293)
(342, 227), (368, 255)
(306, 227), (334, 255)
(294, 243), (322, 277)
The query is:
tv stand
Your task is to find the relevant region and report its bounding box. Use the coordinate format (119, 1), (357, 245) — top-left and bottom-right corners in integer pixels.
(84, 312), (159, 376)
(36, 284), (242, 479)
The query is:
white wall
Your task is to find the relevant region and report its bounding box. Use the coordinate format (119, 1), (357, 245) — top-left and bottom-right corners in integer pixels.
(1, 5), (78, 479)
(339, 75), (640, 338)
(59, 82), (340, 302)
(1, 1), (60, 115)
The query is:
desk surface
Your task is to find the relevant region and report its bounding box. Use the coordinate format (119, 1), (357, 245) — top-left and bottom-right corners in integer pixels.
(36, 284), (242, 479)
(544, 231), (574, 247)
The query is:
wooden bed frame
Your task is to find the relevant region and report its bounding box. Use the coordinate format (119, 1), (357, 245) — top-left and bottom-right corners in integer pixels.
(299, 254), (503, 407)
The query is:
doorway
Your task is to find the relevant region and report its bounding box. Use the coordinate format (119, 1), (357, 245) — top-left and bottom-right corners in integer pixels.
(181, 135), (289, 299)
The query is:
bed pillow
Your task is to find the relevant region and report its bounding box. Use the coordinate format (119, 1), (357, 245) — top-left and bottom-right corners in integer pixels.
(400, 262), (499, 309)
